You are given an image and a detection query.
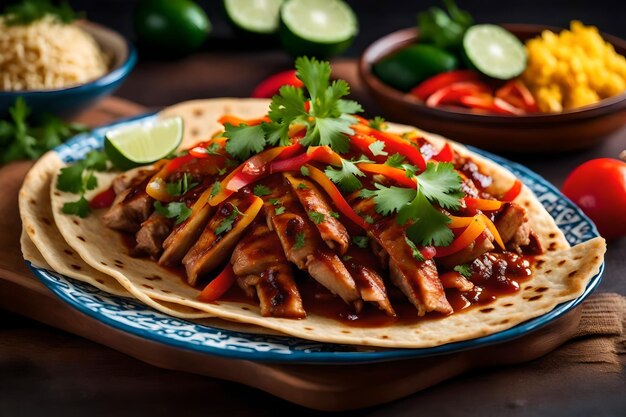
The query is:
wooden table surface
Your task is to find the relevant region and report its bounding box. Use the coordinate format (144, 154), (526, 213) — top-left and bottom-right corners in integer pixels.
(1, 54), (625, 416)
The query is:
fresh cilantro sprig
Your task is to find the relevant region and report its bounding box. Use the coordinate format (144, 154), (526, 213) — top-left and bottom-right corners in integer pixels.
(215, 205), (243, 235)
(368, 140), (388, 156)
(166, 173), (198, 196)
(293, 232), (306, 249)
(324, 159), (365, 193)
(57, 151), (108, 218)
(368, 116), (387, 131)
(454, 264), (472, 277)
(223, 57), (363, 160)
(154, 201), (192, 225)
(308, 211), (325, 224)
(1, 98), (87, 163)
(362, 161), (463, 247)
(2, 0), (80, 26)
(253, 184), (271, 197)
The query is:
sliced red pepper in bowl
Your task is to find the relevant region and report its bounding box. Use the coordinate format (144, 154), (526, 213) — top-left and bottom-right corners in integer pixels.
(425, 81), (490, 107)
(459, 94), (524, 115)
(410, 70), (482, 100)
(496, 80), (539, 113)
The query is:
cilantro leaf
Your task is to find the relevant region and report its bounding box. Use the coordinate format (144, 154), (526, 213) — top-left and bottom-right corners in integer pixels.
(154, 201), (192, 225)
(302, 116), (352, 154)
(57, 163), (85, 194)
(385, 153), (406, 168)
(352, 235), (370, 249)
(329, 211), (340, 219)
(418, 162), (463, 209)
(324, 159), (365, 193)
(454, 264), (472, 278)
(363, 214), (375, 224)
(224, 123), (266, 160)
(368, 140), (388, 156)
(404, 236), (425, 262)
(293, 232), (306, 249)
(368, 116), (387, 131)
(403, 190), (455, 247)
(359, 188), (376, 199)
(61, 196), (90, 218)
(308, 211), (325, 224)
(274, 205), (286, 215)
(210, 181), (221, 197)
(297, 183), (308, 190)
(253, 184), (271, 197)
(300, 166), (310, 176)
(214, 205), (242, 235)
(371, 183), (415, 216)
(166, 173), (197, 196)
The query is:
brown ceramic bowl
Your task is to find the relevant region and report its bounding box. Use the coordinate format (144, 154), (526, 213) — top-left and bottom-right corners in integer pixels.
(359, 24), (626, 153)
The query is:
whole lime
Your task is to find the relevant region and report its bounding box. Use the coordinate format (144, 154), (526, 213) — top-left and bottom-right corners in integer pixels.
(134, 0), (211, 56)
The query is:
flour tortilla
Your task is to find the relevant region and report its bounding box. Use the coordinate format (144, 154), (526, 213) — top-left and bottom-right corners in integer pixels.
(27, 98), (605, 348)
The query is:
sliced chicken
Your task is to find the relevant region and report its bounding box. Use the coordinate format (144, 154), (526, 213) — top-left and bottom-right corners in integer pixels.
(103, 171), (154, 233)
(352, 196), (452, 316)
(439, 272), (474, 292)
(183, 197), (252, 286)
(134, 213), (172, 259)
(343, 247), (395, 316)
(232, 222), (305, 319)
(495, 203), (531, 253)
(159, 202), (214, 266)
(438, 230), (495, 269)
(262, 177), (360, 307)
(284, 173), (350, 254)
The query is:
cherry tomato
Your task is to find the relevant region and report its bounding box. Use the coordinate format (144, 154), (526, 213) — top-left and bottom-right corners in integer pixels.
(562, 158), (626, 240)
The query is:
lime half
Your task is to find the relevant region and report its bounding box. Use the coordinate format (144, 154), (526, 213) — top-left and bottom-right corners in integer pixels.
(105, 116), (183, 170)
(224, 0), (283, 34)
(462, 24), (527, 80)
(280, 0), (358, 57)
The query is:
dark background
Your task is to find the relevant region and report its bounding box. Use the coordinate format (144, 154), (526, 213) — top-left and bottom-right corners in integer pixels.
(2, 0), (624, 57)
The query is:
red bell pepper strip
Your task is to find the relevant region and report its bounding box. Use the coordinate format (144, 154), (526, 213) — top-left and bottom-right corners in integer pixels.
(459, 94), (524, 115)
(410, 70), (482, 100)
(495, 80), (539, 113)
(306, 164), (369, 230)
(463, 197), (503, 211)
(89, 186), (116, 209)
(425, 81), (490, 107)
(270, 146), (342, 173)
(348, 133), (387, 162)
(197, 264), (236, 302)
(432, 143), (454, 162)
(352, 124), (426, 172)
(435, 215), (487, 258)
(501, 179), (523, 201)
(357, 163), (417, 188)
(251, 70), (304, 99)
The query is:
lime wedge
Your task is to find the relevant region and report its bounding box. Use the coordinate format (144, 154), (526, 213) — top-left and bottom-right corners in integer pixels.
(462, 24), (526, 80)
(280, 0), (358, 57)
(224, 0), (284, 34)
(104, 116), (183, 170)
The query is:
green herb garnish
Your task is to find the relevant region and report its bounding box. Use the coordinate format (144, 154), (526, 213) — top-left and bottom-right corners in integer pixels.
(454, 264), (472, 277)
(293, 232), (306, 249)
(214, 205), (243, 235)
(57, 150), (107, 218)
(154, 201), (192, 225)
(253, 184), (271, 197)
(166, 173), (198, 196)
(324, 159), (365, 193)
(2, 0), (80, 26)
(308, 211), (325, 224)
(352, 235), (370, 249)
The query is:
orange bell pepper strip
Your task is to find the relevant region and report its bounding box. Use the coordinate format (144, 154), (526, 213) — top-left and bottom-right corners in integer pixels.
(447, 215), (475, 229)
(352, 124), (426, 171)
(357, 163), (417, 188)
(463, 197), (503, 211)
(478, 213), (505, 250)
(435, 215), (487, 258)
(218, 115), (271, 127)
(501, 179), (522, 201)
(305, 164), (369, 230)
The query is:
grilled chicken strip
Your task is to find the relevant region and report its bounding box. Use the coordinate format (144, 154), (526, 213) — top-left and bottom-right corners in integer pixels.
(439, 272), (474, 292)
(134, 213), (172, 259)
(103, 170), (155, 233)
(182, 197), (251, 286)
(284, 173), (350, 255)
(231, 222), (305, 318)
(159, 202), (214, 266)
(438, 230), (495, 269)
(342, 247), (395, 316)
(262, 178), (360, 307)
(495, 202), (531, 253)
(353, 196), (453, 316)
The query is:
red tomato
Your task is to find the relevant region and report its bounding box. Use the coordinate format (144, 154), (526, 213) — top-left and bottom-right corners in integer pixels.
(251, 70), (304, 98)
(562, 158), (626, 240)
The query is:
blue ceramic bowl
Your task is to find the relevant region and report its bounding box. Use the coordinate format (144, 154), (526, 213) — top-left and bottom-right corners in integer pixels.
(0, 20), (137, 118)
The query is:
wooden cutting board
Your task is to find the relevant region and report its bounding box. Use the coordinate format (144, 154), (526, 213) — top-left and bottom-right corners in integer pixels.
(0, 97), (581, 411)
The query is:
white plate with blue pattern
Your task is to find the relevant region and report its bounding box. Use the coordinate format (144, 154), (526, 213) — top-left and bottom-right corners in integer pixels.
(28, 113), (604, 364)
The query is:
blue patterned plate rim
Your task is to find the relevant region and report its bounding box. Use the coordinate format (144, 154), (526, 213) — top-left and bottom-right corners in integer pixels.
(28, 112), (604, 364)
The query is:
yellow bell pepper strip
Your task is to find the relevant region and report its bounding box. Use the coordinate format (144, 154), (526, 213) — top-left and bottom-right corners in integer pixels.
(352, 124), (427, 171)
(432, 143), (454, 162)
(270, 146), (342, 173)
(357, 163), (417, 188)
(478, 213), (505, 250)
(435, 215), (487, 258)
(305, 164), (370, 230)
(218, 115), (271, 127)
(463, 197), (503, 211)
(197, 263), (236, 302)
(209, 144), (304, 206)
(447, 214), (475, 228)
(146, 155), (195, 202)
(501, 179), (522, 201)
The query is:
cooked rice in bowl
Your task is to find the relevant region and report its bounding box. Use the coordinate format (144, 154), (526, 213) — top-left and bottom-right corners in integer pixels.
(0, 16), (109, 91)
